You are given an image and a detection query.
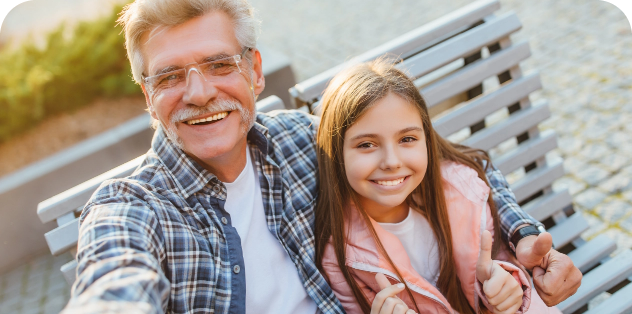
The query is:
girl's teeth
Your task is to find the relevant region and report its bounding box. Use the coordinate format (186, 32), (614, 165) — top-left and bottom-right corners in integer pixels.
(376, 177), (405, 186)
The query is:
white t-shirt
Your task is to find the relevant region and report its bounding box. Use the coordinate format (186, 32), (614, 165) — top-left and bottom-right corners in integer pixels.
(377, 208), (441, 287)
(223, 146), (318, 314)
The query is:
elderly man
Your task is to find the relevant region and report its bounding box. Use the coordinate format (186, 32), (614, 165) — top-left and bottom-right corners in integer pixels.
(64, 0), (581, 313)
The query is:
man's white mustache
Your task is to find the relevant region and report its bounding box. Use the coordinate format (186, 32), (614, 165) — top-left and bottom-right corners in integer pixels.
(170, 99), (243, 123)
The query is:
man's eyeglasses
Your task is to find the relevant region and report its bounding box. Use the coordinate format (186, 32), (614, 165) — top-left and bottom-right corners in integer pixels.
(142, 48), (251, 96)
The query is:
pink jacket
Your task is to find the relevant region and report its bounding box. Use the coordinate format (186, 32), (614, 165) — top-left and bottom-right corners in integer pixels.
(322, 161), (560, 314)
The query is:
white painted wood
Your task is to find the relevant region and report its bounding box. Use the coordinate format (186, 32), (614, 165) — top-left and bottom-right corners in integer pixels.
(461, 99), (550, 151)
(523, 189), (573, 222)
(37, 156), (144, 224)
(547, 213), (589, 248)
(558, 250), (632, 314)
(291, 0), (501, 104)
(255, 95), (285, 113)
(395, 13), (522, 80)
(584, 281), (632, 314)
(494, 130), (557, 175)
(44, 218), (79, 256)
(433, 72), (542, 137)
(510, 158), (565, 203)
(421, 41), (531, 107)
(61, 259), (77, 286)
(569, 234), (616, 273)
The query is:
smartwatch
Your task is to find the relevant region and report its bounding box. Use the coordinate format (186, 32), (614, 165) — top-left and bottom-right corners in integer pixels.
(509, 225), (546, 252)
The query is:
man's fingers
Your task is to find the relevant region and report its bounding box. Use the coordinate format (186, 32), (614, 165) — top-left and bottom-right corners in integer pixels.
(532, 251), (583, 306)
(476, 230), (494, 282)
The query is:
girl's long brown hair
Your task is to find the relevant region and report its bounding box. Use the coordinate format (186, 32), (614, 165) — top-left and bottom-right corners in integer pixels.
(314, 59), (502, 314)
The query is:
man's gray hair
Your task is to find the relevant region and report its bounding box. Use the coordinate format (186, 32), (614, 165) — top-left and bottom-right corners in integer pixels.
(118, 0), (259, 84)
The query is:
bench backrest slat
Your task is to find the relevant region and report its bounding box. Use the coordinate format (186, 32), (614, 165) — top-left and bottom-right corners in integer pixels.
(291, 0), (501, 105)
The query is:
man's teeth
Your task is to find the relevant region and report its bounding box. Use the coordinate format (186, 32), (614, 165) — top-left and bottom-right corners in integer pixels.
(375, 177), (405, 186)
(186, 112), (229, 125)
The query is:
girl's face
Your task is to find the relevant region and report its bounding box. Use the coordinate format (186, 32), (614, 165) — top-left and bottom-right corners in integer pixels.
(343, 93), (428, 223)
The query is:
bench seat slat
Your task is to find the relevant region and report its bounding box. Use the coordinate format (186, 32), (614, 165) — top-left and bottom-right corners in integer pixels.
(494, 130), (557, 175)
(433, 72), (542, 137)
(510, 158), (564, 204)
(37, 156), (144, 224)
(396, 13), (522, 80)
(292, 0), (501, 103)
(584, 281), (632, 314)
(421, 41), (531, 107)
(461, 100), (549, 151)
(558, 250), (632, 314)
(61, 259), (78, 286)
(44, 218), (79, 256)
(523, 189), (572, 222)
(547, 213), (588, 249)
(569, 234), (617, 273)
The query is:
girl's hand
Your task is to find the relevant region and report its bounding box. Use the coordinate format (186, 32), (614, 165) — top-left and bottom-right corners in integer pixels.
(371, 273), (417, 314)
(476, 230), (523, 314)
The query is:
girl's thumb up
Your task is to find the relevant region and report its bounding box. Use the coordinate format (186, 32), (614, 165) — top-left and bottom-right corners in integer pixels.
(476, 230), (494, 283)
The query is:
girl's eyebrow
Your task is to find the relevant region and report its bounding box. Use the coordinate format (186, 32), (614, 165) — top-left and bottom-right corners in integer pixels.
(349, 127), (423, 142)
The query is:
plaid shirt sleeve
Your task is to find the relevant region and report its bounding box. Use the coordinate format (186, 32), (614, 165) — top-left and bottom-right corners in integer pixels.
(485, 162), (545, 244)
(62, 180), (170, 314)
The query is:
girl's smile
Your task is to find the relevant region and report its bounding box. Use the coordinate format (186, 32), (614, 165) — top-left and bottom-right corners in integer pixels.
(343, 92), (428, 223)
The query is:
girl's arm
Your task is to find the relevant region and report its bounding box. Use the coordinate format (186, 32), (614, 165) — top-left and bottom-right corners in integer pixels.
(321, 245), (367, 314)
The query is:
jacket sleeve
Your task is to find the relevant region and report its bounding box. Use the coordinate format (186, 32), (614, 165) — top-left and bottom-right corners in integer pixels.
(321, 244), (370, 314)
(485, 161), (545, 246)
(476, 203), (532, 314)
(62, 183), (170, 314)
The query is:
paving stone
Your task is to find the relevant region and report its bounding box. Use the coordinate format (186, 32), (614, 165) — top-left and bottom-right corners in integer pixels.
(563, 157), (587, 174)
(557, 136), (583, 156)
(575, 164), (610, 186)
(597, 153), (630, 173)
(574, 188), (608, 210)
(587, 291), (611, 310)
(594, 199), (632, 223)
(603, 229), (632, 257)
(620, 214), (632, 234)
(599, 173), (632, 194)
(577, 143), (611, 162)
(581, 213), (608, 239)
(553, 176), (587, 195)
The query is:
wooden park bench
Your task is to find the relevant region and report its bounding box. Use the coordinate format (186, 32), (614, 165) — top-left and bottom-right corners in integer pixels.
(288, 0), (632, 313)
(37, 0), (632, 313)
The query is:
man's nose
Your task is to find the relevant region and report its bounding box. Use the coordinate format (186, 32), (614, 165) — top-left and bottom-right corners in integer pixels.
(380, 145), (402, 170)
(182, 69), (218, 106)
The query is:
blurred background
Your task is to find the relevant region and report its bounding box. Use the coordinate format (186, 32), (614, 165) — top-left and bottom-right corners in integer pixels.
(0, 0), (630, 313)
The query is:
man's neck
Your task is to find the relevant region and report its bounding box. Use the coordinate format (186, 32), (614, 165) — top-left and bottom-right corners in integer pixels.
(188, 138), (248, 183)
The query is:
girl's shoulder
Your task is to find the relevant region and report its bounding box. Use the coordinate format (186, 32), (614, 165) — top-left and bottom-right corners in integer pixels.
(439, 161), (490, 204)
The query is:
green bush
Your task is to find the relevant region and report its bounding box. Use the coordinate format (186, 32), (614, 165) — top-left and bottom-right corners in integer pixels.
(0, 4), (141, 143)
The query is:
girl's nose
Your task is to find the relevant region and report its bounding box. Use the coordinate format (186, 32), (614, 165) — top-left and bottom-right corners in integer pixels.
(182, 69), (219, 106)
(380, 145), (402, 170)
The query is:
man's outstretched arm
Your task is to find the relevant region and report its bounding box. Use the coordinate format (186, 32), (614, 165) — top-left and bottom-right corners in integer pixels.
(485, 162), (582, 306)
(62, 185), (170, 314)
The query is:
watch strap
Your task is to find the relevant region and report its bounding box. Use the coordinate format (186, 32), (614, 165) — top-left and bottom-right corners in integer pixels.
(509, 225), (541, 252)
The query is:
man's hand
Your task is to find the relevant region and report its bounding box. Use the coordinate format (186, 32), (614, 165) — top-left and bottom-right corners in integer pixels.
(477, 231), (523, 314)
(515, 232), (582, 306)
(371, 273), (416, 314)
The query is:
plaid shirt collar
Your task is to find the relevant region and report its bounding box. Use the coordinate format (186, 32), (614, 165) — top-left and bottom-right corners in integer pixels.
(151, 123), (270, 200)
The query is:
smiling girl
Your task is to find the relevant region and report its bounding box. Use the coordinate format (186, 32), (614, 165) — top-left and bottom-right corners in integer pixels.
(314, 60), (560, 314)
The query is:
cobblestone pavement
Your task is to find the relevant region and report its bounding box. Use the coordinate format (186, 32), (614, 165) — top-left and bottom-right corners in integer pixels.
(1, 0), (630, 312)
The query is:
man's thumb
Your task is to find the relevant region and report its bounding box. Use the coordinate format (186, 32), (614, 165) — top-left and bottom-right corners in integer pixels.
(531, 232), (553, 261)
(477, 230), (493, 282)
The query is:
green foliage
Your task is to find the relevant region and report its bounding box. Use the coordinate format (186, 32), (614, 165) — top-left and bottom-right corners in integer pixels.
(0, 5), (141, 143)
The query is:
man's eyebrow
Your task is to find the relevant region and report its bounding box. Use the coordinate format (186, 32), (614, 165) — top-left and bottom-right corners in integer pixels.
(152, 53), (233, 76)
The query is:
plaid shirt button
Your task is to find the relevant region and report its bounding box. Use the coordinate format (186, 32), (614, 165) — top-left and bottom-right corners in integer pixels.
(221, 217), (228, 225)
(233, 265), (241, 274)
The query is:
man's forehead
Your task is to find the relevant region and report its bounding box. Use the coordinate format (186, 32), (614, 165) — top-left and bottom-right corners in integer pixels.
(140, 11), (241, 75)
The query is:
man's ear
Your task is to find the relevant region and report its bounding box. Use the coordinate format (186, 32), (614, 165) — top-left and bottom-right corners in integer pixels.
(251, 49), (265, 96)
(141, 84), (158, 120)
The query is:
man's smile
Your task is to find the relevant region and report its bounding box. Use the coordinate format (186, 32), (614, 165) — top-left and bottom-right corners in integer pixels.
(185, 111), (231, 125)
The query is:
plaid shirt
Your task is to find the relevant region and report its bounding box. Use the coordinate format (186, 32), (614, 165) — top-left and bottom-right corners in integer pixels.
(65, 110), (539, 314)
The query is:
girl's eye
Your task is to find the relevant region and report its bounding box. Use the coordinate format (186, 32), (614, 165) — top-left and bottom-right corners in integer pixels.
(401, 136), (417, 143)
(357, 142), (375, 149)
